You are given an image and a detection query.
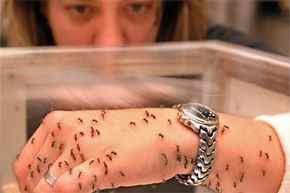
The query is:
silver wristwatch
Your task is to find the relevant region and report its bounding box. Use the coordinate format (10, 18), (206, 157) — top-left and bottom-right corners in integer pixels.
(174, 103), (219, 186)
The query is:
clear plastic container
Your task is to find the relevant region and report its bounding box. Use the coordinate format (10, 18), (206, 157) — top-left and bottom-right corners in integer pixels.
(1, 41), (289, 193)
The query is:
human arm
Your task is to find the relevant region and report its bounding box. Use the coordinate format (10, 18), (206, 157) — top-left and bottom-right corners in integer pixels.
(13, 108), (286, 193)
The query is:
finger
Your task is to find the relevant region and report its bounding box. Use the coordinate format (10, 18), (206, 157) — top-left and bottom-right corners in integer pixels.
(14, 124), (48, 192)
(25, 135), (65, 190)
(34, 157), (117, 193)
(14, 111), (70, 192)
(31, 143), (87, 193)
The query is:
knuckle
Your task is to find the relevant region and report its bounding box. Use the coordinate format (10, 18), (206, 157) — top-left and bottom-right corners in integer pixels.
(43, 110), (66, 124)
(43, 111), (72, 131)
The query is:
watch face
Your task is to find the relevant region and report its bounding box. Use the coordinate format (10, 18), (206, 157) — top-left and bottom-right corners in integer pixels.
(182, 103), (218, 125)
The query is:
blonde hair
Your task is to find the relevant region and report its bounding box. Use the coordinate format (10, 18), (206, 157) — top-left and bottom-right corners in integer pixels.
(2, 0), (207, 47)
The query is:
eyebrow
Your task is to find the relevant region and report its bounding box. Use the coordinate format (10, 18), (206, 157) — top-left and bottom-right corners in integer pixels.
(60, 0), (97, 3)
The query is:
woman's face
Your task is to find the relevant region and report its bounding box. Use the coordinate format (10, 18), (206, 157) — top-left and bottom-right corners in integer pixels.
(44, 0), (162, 46)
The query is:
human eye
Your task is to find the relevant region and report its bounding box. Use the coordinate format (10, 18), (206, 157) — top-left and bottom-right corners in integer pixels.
(68, 5), (93, 16)
(128, 3), (146, 13)
(125, 1), (153, 14)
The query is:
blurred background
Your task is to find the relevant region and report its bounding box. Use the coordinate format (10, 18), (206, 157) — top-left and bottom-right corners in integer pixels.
(0, 0), (289, 56)
(205, 0), (289, 56)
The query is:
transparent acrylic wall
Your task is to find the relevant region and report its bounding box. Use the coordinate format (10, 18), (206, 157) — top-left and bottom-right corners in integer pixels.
(1, 41), (289, 193)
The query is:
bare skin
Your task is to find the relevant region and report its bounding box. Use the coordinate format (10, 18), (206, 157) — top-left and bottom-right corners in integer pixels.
(14, 108), (285, 193)
(43, 0), (162, 46)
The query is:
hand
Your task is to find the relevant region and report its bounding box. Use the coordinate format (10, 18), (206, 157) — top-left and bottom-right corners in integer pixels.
(14, 108), (198, 193)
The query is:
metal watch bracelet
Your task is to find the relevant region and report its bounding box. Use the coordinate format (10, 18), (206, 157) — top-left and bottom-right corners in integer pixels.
(174, 104), (219, 186)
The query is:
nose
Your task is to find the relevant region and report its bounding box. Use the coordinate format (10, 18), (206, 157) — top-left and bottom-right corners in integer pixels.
(93, 17), (126, 47)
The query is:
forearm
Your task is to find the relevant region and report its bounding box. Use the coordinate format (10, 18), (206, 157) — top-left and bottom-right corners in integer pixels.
(175, 112), (285, 193)
(105, 108), (285, 192)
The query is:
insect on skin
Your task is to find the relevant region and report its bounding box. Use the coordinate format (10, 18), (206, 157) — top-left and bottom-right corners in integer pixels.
(101, 110), (106, 119)
(30, 171), (34, 178)
(64, 160), (69, 166)
(260, 150), (263, 157)
(80, 154), (85, 161)
(16, 154), (20, 160)
(168, 119), (172, 125)
(78, 171), (82, 178)
(37, 157), (42, 162)
(51, 141), (55, 148)
(217, 181), (220, 188)
(89, 160), (95, 166)
(240, 172), (245, 182)
(79, 132), (84, 136)
(37, 165), (41, 173)
(269, 135), (272, 141)
(263, 170), (266, 176)
(77, 144), (81, 152)
(31, 138), (35, 144)
(143, 118), (148, 123)
(226, 164), (229, 171)
(57, 122), (61, 129)
(78, 183), (82, 190)
(120, 171), (125, 177)
(190, 158), (195, 165)
(90, 127), (95, 137)
(92, 183), (95, 191)
(95, 129), (100, 135)
(129, 121), (136, 126)
(97, 157), (100, 164)
(106, 154), (112, 161)
(103, 162), (108, 175)
(240, 156), (244, 163)
(74, 134), (78, 141)
(77, 118), (83, 123)
(70, 149), (76, 161)
(51, 131), (55, 137)
(265, 152), (269, 159)
(92, 119), (98, 124)
(158, 133), (164, 139)
(176, 155), (182, 162)
(216, 173), (219, 179)
(176, 145), (180, 153)
(234, 181), (237, 188)
(161, 154), (168, 166)
(48, 163), (52, 169)
(93, 174), (97, 182)
(28, 164), (32, 170)
(24, 185), (28, 192)
(184, 156), (188, 169)
(111, 151), (117, 156)
(59, 144), (63, 150)
(69, 168), (73, 175)
(58, 161), (62, 168)
(150, 114), (156, 119)
(145, 110), (150, 118)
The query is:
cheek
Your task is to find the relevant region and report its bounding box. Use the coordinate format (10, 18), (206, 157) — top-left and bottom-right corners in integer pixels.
(47, 13), (94, 45)
(121, 9), (161, 44)
(123, 20), (160, 43)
